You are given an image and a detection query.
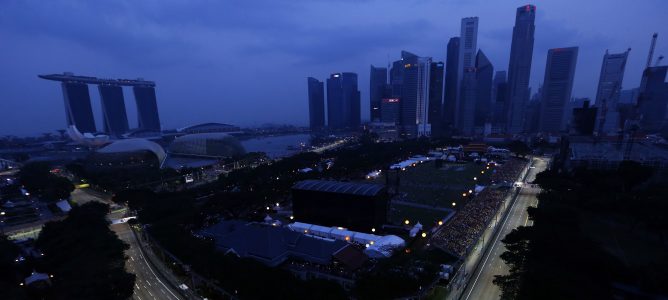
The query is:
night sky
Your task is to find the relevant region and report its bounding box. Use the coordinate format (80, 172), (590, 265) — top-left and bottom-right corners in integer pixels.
(1, 0), (666, 136)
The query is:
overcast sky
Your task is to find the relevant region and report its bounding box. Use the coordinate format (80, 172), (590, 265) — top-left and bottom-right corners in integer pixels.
(1, 0), (666, 136)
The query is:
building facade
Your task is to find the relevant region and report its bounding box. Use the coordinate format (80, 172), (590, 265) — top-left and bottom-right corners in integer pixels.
(61, 81), (97, 133)
(492, 71), (508, 129)
(457, 17), (479, 135)
(40, 73), (160, 135)
(428, 62), (445, 137)
(506, 5), (536, 134)
(307, 77), (325, 131)
(443, 37), (460, 131)
(396, 51), (432, 137)
(594, 49), (630, 135)
(98, 84), (129, 136)
(133, 86), (161, 132)
(539, 47), (579, 133)
(637, 66), (668, 132)
(327, 72), (360, 130)
(475, 50), (494, 132)
(370, 65), (388, 123)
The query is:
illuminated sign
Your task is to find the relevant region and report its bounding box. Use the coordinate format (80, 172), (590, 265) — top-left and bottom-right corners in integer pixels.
(382, 98), (400, 103)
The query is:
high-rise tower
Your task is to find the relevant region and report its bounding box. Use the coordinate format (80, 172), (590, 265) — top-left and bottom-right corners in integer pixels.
(539, 47), (578, 133)
(307, 77), (325, 131)
(594, 49), (630, 135)
(327, 73), (360, 130)
(506, 5), (536, 134)
(428, 62), (445, 137)
(456, 17), (479, 135)
(39, 73), (159, 134)
(98, 84), (129, 135)
(475, 50), (494, 130)
(443, 37), (460, 130)
(370, 65), (388, 122)
(61, 81), (97, 133)
(133, 85), (161, 132)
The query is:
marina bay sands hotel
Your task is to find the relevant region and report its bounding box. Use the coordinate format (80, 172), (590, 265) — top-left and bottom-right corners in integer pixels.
(39, 72), (161, 135)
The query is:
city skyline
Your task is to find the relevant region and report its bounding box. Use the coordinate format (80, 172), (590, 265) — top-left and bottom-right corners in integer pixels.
(1, 0), (667, 135)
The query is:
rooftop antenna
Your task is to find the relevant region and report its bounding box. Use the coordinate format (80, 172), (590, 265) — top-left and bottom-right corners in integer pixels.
(646, 33), (658, 69)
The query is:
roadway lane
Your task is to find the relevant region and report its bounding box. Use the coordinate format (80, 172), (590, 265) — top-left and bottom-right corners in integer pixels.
(460, 157), (547, 300)
(112, 223), (182, 300)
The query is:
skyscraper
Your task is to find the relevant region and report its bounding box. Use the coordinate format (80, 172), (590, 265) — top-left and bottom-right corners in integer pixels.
(506, 5), (536, 134)
(458, 68), (477, 135)
(475, 50), (494, 131)
(327, 72), (360, 130)
(370, 65), (388, 122)
(594, 49), (630, 135)
(492, 71), (508, 128)
(380, 98), (400, 123)
(459, 17), (479, 70)
(133, 85), (161, 132)
(454, 17), (479, 136)
(429, 62), (445, 137)
(443, 37), (460, 129)
(396, 51), (432, 137)
(307, 77), (325, 131)
(61, 81), (97, 133)
(39, 73), (159, 134)
(98, 84), (129, 136)
(637, 66), (668, 132)
(539, 47), (579, 133)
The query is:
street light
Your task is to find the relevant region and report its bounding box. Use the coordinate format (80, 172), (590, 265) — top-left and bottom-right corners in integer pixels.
(452, 202), (456, 206)
(462, 192), (467, 197)
(473, 177), (477, 181)
(438, 220), (443, 226)
(371, 228), (376, 233)
(404, 219), (410, 225)
(421, 232), (427, 238)
(468, 189), (473, 194)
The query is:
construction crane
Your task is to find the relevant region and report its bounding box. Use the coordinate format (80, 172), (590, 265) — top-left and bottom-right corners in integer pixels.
(646, 33), (658, 69)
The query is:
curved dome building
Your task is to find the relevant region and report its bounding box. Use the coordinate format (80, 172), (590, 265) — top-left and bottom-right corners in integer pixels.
(90, 138), (167, 169)
(169, 133), (246, 158)
(177, 122), (241, 134)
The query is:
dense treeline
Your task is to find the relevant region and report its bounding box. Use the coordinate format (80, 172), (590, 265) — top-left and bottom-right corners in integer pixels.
(494, 162), (668, 299)
(0, 202), (134, 300)
(117, 137), (489, 299)
(18, 162), (73, 201)
(36, 202), (135, 300)
(0, 235), (27, 299)
(122, 190), (347, 300)
(66, 161), (180, 192)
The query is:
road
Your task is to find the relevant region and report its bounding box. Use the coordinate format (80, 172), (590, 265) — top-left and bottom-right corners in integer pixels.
(459, 157), (547, 300)
(112, 223), (182, 300)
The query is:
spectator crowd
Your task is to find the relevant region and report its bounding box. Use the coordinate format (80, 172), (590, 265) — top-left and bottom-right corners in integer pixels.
(432, 158), (528, 257)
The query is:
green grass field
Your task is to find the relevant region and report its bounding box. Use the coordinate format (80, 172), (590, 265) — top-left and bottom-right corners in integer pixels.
(373, 160), (493, 207)
(389, 204), (451, 228)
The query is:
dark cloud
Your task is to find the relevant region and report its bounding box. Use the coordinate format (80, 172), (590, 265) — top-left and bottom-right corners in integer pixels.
(0, 0), (666, 135)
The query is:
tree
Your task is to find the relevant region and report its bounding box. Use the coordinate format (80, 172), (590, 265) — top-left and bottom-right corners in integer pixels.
(36, 202), (135, 300)
(111, 189), (157, 211)
(0, 235), (28, 300)
(18, 162), (74, 201)
(508, 140), (531, 158)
